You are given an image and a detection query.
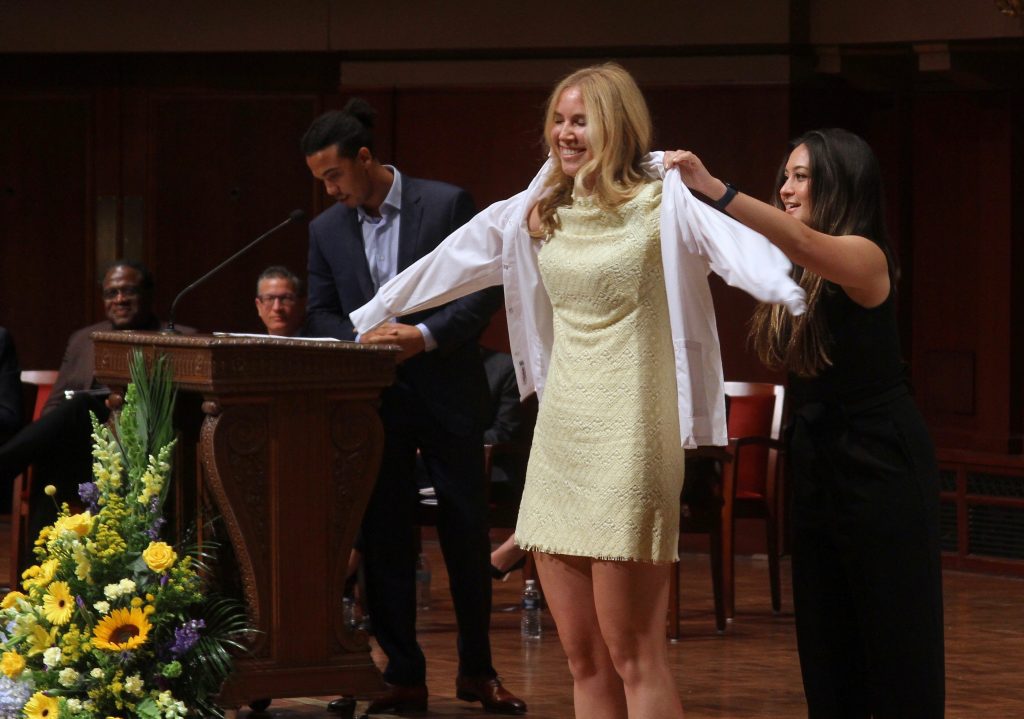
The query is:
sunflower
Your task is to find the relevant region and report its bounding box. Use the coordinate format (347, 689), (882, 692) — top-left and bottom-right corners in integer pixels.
(93, 607), (152, 651)
(23, 691), (59, 718)
(42, 581), (74, 625)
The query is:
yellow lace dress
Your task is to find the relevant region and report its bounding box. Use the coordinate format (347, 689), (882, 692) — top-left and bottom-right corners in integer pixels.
(515, 180), (685, 562)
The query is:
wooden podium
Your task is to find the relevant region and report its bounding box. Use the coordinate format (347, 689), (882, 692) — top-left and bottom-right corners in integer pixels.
(92, 331), (396, 710)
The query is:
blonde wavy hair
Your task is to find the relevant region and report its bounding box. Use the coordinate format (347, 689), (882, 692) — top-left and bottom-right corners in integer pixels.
(533, 62), (653, 238)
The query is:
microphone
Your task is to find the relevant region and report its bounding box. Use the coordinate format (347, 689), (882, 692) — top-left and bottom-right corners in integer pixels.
(163, 209), (307, 334)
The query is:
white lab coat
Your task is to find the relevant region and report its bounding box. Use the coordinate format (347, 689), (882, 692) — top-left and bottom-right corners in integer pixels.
(351, 153), (805, 448)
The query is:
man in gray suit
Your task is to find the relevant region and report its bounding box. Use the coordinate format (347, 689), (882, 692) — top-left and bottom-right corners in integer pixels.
(302, 100), (525, 717)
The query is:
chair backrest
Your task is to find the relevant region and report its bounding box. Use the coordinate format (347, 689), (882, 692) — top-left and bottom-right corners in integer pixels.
(20, 370), (58, 422)
(723, 382), (785, 497)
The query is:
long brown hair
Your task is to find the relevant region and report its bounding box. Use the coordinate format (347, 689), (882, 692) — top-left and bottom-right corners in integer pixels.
(533, 63), (653, 238)
(750, 128), (896, 376)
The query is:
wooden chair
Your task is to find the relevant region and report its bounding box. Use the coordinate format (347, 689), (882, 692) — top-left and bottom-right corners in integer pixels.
(8, 370), (58, 588)
(720, 381), (786, 618)
(670, 443), (731, 638)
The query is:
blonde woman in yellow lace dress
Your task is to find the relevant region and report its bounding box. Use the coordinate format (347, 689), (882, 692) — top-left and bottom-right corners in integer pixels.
(352, 62), (805, 718)
(518, 64), (686, 719)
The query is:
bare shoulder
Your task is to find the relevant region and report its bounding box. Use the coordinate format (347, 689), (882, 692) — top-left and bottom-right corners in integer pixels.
(827, 233), (891, 308)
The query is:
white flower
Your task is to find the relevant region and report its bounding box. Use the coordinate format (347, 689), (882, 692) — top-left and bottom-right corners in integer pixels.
(90, 667), (104, 679)
(102, 578), (136, 600)
(93, 600), (110, 614)
(43, 646), (62, 668)
(12, 612), (37, 636)
(66, 698), (83, 712)
(157, 690), (188, 718)
(58, 667), (79, 687)
(124, 673), (144, 695)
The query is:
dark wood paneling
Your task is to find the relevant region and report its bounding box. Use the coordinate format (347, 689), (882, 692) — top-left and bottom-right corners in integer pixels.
(148, 93), (321, 334)
(390, 87), (549, 208)
(0, 94), (94, 369)
(911, 92), (1014, 452)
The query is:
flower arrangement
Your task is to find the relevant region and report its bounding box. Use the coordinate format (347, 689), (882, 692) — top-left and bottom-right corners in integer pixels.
(0, 352), (251, 718)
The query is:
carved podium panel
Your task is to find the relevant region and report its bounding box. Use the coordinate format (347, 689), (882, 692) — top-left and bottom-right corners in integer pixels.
(92, 331), (395, 708)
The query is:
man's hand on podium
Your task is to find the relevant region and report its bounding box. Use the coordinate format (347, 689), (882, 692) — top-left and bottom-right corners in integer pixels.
(359, 323), (425, 363)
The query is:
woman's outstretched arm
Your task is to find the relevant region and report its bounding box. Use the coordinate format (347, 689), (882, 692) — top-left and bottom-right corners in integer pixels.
(664, 150), (890, 308)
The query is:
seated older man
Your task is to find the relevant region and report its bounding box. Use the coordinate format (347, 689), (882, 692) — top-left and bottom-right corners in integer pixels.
(0, 260), (193, 547)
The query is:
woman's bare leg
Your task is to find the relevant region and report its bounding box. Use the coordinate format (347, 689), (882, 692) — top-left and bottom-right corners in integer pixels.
(592, 560), (684, 718)
(534, 551), (627, 719)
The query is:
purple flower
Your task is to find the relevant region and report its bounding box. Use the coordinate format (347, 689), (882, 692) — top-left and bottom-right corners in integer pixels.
(169, 619), (206, 656)
(78, 482), (99, 510)
(76, 595), (86, 609)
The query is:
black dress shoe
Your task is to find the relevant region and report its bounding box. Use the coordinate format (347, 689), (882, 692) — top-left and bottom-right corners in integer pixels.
(326, 695), (356, 717)
(490, 555), (527, 581)
(362, 682), (428, 715)
(456, 675), (527, 715)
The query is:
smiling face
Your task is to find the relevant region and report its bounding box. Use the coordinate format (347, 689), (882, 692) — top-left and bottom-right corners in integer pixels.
(779, 143), (813, 225)
(102, 265), (152, 329)
(549, 86), (591, 178)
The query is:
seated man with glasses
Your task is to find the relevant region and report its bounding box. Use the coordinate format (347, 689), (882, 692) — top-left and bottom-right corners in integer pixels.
(0, 259), (193, 550)
(255, 265), (307, 337)
(43, 260), (187, 412)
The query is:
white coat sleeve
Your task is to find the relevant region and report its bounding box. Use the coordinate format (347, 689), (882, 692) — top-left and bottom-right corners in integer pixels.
(661, 170), (806, 315)
(349, 191), (526, 333)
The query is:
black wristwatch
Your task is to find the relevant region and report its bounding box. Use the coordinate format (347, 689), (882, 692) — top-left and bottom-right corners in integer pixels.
(712, 182), (738, 212)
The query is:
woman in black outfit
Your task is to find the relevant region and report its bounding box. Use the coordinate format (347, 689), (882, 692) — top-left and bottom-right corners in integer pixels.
(666, 129), (944, 719)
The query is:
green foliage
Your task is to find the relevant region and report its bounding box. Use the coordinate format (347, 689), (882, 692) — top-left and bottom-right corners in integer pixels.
(0, 349), (252, 718)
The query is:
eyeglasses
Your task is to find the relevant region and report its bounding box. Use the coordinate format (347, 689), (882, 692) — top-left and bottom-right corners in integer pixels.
(256, 293), (298, 306)
(102, 286), (141, 300)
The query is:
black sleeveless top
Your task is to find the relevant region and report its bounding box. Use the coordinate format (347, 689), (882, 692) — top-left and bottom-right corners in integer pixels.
(788, 282), (908, 411)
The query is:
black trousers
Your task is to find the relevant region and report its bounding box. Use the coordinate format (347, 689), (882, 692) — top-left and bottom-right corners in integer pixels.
(789, 393), (945, 719)
(0, 395), (106, 556)
(360, 395), (494, 686)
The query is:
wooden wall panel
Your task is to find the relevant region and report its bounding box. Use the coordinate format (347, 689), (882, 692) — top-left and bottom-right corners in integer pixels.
(0, 94), (94, 369)
(390, 88), (550, 208)
(147, 94), (321, 335)
(911, 92), (1014, 452)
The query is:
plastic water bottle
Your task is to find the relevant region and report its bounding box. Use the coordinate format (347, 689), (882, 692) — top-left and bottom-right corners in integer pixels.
(415, 553), (432, 610)
(521, 579), (542, 639)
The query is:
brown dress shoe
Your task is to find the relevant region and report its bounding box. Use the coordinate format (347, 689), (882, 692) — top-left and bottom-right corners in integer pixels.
(456, 675), (527, 715)
(363, 682), (428, 715)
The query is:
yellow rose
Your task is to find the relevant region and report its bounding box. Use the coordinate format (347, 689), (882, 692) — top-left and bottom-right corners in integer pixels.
(142, 542), (177, 572)
(0, 651), (25, 678)
(54, 511), (94, 537)
(1, 591), (26, 609)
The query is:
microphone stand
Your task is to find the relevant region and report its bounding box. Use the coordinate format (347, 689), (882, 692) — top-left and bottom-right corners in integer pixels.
(163, 209), (307, 334)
